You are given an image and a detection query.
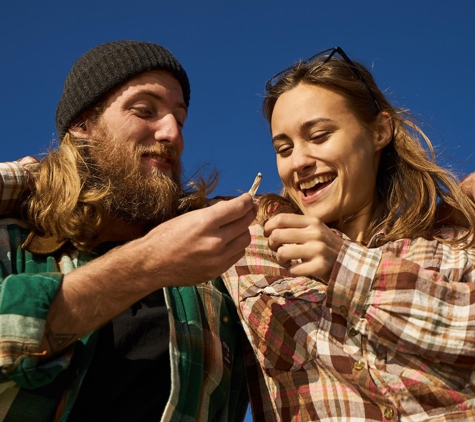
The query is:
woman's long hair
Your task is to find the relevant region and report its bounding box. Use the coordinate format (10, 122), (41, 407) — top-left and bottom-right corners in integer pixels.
(27, 133), (217, 251)
(260, 54), (475, 248)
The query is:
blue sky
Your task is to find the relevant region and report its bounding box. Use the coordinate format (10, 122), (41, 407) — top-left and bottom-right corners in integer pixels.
(2, 0), (475, 199)
(1, 1), (474, 419)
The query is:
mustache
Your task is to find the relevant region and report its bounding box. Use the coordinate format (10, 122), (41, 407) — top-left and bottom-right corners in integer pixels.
(134, 144), (179, 163)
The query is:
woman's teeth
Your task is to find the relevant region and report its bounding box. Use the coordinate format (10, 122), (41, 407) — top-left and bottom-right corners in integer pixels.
(299, 174), (335, 190)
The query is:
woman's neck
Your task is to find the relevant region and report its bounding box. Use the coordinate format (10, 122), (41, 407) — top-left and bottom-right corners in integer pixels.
(334, 201), (377, 243)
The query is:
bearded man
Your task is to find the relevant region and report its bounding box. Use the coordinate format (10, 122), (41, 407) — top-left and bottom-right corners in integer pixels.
(0, 40), (255, 421)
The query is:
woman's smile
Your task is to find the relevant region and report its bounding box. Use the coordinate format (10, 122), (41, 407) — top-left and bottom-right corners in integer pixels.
(271, 83), (389, 236)
(298, 172), (337, 201)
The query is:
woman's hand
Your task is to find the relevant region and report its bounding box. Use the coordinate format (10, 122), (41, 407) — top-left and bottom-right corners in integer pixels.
(264, 213), (344, 282)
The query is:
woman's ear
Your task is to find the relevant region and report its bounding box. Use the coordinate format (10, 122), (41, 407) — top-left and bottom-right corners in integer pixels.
(373, 111), (393, 152)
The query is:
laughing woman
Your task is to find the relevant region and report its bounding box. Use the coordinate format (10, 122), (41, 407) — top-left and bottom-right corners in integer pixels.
(222, 47), (475, 421)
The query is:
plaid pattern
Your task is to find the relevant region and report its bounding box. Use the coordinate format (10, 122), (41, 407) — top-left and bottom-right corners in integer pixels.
(222, 222), (475, 421)
(0, 161), (248, 421)
(0, 161), (28, 215)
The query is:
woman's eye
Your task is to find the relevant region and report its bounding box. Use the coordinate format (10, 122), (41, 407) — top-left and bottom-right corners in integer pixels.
(276, 147), (292, 157)
(310, 132), (330, 143)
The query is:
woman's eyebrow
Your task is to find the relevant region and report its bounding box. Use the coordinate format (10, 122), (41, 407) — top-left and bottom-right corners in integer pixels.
(299, 117), (332, 132)
(271, 133), (290, 144)
(272, 117), (333, 144)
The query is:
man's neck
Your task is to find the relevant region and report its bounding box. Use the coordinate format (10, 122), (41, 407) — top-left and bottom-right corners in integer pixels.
(96, 216), (147, 244)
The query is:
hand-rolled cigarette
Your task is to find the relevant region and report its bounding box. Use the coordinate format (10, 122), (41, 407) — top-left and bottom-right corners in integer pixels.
(248, 172), (262, 197)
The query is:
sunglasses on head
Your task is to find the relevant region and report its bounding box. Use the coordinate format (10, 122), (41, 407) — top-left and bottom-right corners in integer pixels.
(265, 46), (382, 113)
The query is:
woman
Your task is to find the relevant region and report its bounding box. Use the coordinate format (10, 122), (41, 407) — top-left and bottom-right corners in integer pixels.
(222, 47), (475, 421)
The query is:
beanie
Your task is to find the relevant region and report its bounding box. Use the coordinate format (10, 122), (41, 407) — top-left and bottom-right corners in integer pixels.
(55, 40), (190, 140)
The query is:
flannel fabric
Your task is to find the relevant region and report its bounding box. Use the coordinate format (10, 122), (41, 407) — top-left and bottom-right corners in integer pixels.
(0, 161), (248, 422)
(222, 222), (475, 421)
(0, 160), (28, 215)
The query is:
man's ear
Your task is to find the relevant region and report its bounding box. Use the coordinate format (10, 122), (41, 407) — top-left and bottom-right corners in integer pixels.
(373, 111), (393, 152)
(68, 115), (93, 139)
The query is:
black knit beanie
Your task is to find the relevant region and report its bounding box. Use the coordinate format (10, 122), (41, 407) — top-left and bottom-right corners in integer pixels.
(55, 40), (190, 140)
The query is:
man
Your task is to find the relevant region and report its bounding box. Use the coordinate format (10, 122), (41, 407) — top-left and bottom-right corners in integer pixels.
(0, 40), (256, 421)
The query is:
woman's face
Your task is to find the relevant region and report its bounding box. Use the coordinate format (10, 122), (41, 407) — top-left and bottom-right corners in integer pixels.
(271, 83), (389, 233)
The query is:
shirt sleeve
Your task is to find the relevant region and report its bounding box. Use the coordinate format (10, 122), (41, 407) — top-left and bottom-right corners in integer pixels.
(0, 223), (70, 390)
(326, 229), (475, 367)
(0, 157), (38, 216)
(222, 223), (330, 374)
(0, 274), (69, 389)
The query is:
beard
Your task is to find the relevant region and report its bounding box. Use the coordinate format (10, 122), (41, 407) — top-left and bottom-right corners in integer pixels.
(85, 128), (184, 227)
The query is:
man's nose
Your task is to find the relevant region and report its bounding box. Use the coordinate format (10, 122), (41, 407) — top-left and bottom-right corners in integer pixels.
(154, 114), (184, 152)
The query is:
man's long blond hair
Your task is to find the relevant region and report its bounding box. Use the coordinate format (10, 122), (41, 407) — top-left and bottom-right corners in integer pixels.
(260, 55), (475, 248)
(27, 133), (216, 251)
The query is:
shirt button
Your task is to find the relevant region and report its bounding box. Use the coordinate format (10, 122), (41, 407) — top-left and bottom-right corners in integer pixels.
(384, 407), (394, 419)
(339, 306), (348, 316)
(222, 315), (229, 324)
(353, 360), (365, 371)
(348, 328), (359, 337)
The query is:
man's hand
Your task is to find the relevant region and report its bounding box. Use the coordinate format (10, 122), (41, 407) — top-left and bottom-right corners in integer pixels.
(264, 213), (344, 282)
(40, 193), (257, 357)
(140, 193), (257, 287)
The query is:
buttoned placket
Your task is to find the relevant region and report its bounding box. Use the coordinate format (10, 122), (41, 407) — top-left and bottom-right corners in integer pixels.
(343, 303), (397, 422)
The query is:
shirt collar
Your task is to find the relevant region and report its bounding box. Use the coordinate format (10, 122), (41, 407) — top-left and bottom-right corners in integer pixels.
(22, 231), (67, 254)
(331, 228), (386, 248)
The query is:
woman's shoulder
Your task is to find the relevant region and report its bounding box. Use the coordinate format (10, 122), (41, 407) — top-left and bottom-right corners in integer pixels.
(378, 226), (474, 265)
(373, 225), (472, 249)
(435, 225), (472, 240)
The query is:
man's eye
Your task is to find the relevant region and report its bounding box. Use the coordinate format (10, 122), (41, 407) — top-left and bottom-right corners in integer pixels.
(133, 107), (153, 116)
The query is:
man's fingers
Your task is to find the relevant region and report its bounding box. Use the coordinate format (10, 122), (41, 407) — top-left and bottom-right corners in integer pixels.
(222, 250), (248, 273)
(208, 193), (256, 227)
(216, 196), (256, 248)
(225, 229), (252, 254)
(208, 235), (250, 277)
(220, 206), (255, 239)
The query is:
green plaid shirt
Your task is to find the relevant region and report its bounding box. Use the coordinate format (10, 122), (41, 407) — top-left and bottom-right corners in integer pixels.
(0, 160), (248, 421)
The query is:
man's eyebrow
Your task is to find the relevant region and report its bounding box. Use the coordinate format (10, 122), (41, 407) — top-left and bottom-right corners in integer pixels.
(272, 117), (333, 143)
(130, 89), (188, 112)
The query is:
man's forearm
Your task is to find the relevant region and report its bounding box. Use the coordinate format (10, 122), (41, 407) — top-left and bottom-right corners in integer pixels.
(39, 241), (157, 357)
(39, 194), (257, 357)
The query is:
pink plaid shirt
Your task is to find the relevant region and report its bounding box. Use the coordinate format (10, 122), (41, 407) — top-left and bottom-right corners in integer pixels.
(223, 222), (475, 421)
